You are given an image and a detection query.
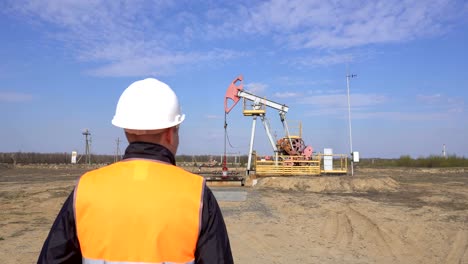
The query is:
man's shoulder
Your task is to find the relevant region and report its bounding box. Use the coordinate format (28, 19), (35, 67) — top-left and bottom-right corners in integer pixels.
(173, 165), (206, 180)
(79, 162), (121, 179)
(91, 162), (118, 171)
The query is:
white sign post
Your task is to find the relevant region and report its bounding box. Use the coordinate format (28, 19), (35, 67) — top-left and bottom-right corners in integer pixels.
(71, 151), (77, 164)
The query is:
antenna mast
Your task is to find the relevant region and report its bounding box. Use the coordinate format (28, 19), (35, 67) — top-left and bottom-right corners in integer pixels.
(82, 129), (91, 165)
(346, 72), (356, 176)
(115, 137), (122, 162)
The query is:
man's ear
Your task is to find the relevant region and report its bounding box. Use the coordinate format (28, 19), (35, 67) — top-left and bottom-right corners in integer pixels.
(163, 127), (175, 144)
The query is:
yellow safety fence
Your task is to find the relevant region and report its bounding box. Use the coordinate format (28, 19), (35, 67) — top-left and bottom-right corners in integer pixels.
(254, 154), (348, 176)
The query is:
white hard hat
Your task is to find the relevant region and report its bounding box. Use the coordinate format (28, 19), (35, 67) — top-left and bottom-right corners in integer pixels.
(112, 78), (185, 130)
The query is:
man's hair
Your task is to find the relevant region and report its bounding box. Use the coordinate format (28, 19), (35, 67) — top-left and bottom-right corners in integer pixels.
(124, 126), (179, 144)
(125, 129), (166, 143)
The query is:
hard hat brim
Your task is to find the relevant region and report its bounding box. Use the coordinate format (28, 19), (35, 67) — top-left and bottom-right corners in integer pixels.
(112, 114), (185, 130)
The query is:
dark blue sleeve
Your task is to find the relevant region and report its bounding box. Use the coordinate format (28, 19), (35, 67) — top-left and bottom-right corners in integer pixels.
(195, 186), (234, 264)
(37, 191), (82, 264)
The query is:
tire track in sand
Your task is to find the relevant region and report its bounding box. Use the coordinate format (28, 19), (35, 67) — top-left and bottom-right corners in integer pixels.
(320, 211), (354, 246)
(320, 205), (410, 260)
(445, 230), (468, 264)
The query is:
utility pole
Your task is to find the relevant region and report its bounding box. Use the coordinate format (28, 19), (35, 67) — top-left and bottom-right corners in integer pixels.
(82, 129), (91, 165)
(115, 137), (121, 162)
(346, 73), (357, 176)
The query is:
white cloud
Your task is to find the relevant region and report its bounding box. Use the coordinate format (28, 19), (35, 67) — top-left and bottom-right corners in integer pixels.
(417, 94), (442, 104)
(206, 132), (223, 140)
(4, 0), (465, 76)
(276, 76), (333, 87)
(252, 0), (463, 49)
(289, 53), (354, 67)
(301, 91), (465, 120)
(416, 93), (464, 113)
(446, 96), (464, 113)
(5, 0), (246, 77)
(205, 114), (222, 119)
(205, 0), (465, 49)
(85, 50), (209, 77)
(298, 92), (388, 120)
(245, 82), (268, 95)
(0, 92), (33, 102)
(303, 105), (453, 121)
(298, 93), (387, 108)
(83, 45), (247, 77)
(352, 111), (448, 121)
(274, 92), (301, 98)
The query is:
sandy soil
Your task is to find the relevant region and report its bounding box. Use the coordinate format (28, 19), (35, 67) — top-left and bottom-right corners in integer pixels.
(0, 165), (467, 263)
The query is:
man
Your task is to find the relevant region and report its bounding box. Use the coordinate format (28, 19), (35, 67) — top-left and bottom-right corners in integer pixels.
(38, 78), (234, 264)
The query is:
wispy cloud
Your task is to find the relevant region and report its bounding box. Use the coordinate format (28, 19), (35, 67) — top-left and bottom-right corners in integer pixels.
(276, 76), (333, 87)
(205, 114), (222, 119)
(417, 93), (443, 104)
(85, 48), (247, 77)
(416, 93), (464, 113)
(5, 1), (246, 77)
(301, 91), (465, 120)
(352, 111), (448, 121)
(304, 105), (455, 121)
(299, 92), (389, 119)
(245, 82), (268, 95)
(288, 53), (354, 67)
(236, 0), (465, 49)
(274, 92), (301, 98)
(206, 132), (223, 140)
(4, 0), (465, 76)
(298, 93), (387, 108)
(0, 92), (33, 102)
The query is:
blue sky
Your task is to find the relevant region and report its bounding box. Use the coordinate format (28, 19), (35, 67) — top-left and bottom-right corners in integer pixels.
(1, 0), (467, 158)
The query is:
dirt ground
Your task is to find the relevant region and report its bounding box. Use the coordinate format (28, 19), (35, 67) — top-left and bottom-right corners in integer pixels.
(0, 165), (467, 264)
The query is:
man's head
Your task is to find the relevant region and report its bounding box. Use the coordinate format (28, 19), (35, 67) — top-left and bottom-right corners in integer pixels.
(112, 78), (185, 155)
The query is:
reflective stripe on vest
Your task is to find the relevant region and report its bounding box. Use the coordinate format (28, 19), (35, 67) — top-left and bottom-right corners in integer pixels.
(74, 159), (205, 263)
(83, 257), (195, 264)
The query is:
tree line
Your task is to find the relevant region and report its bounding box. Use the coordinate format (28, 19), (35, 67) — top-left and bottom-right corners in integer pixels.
(2, 152), (466, 167)
(357, 155), (468, 168)
(0, 152), (248, 166)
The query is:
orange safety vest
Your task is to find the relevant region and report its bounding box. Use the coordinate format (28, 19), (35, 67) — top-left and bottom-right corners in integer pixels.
(74, 159), (205, 264)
